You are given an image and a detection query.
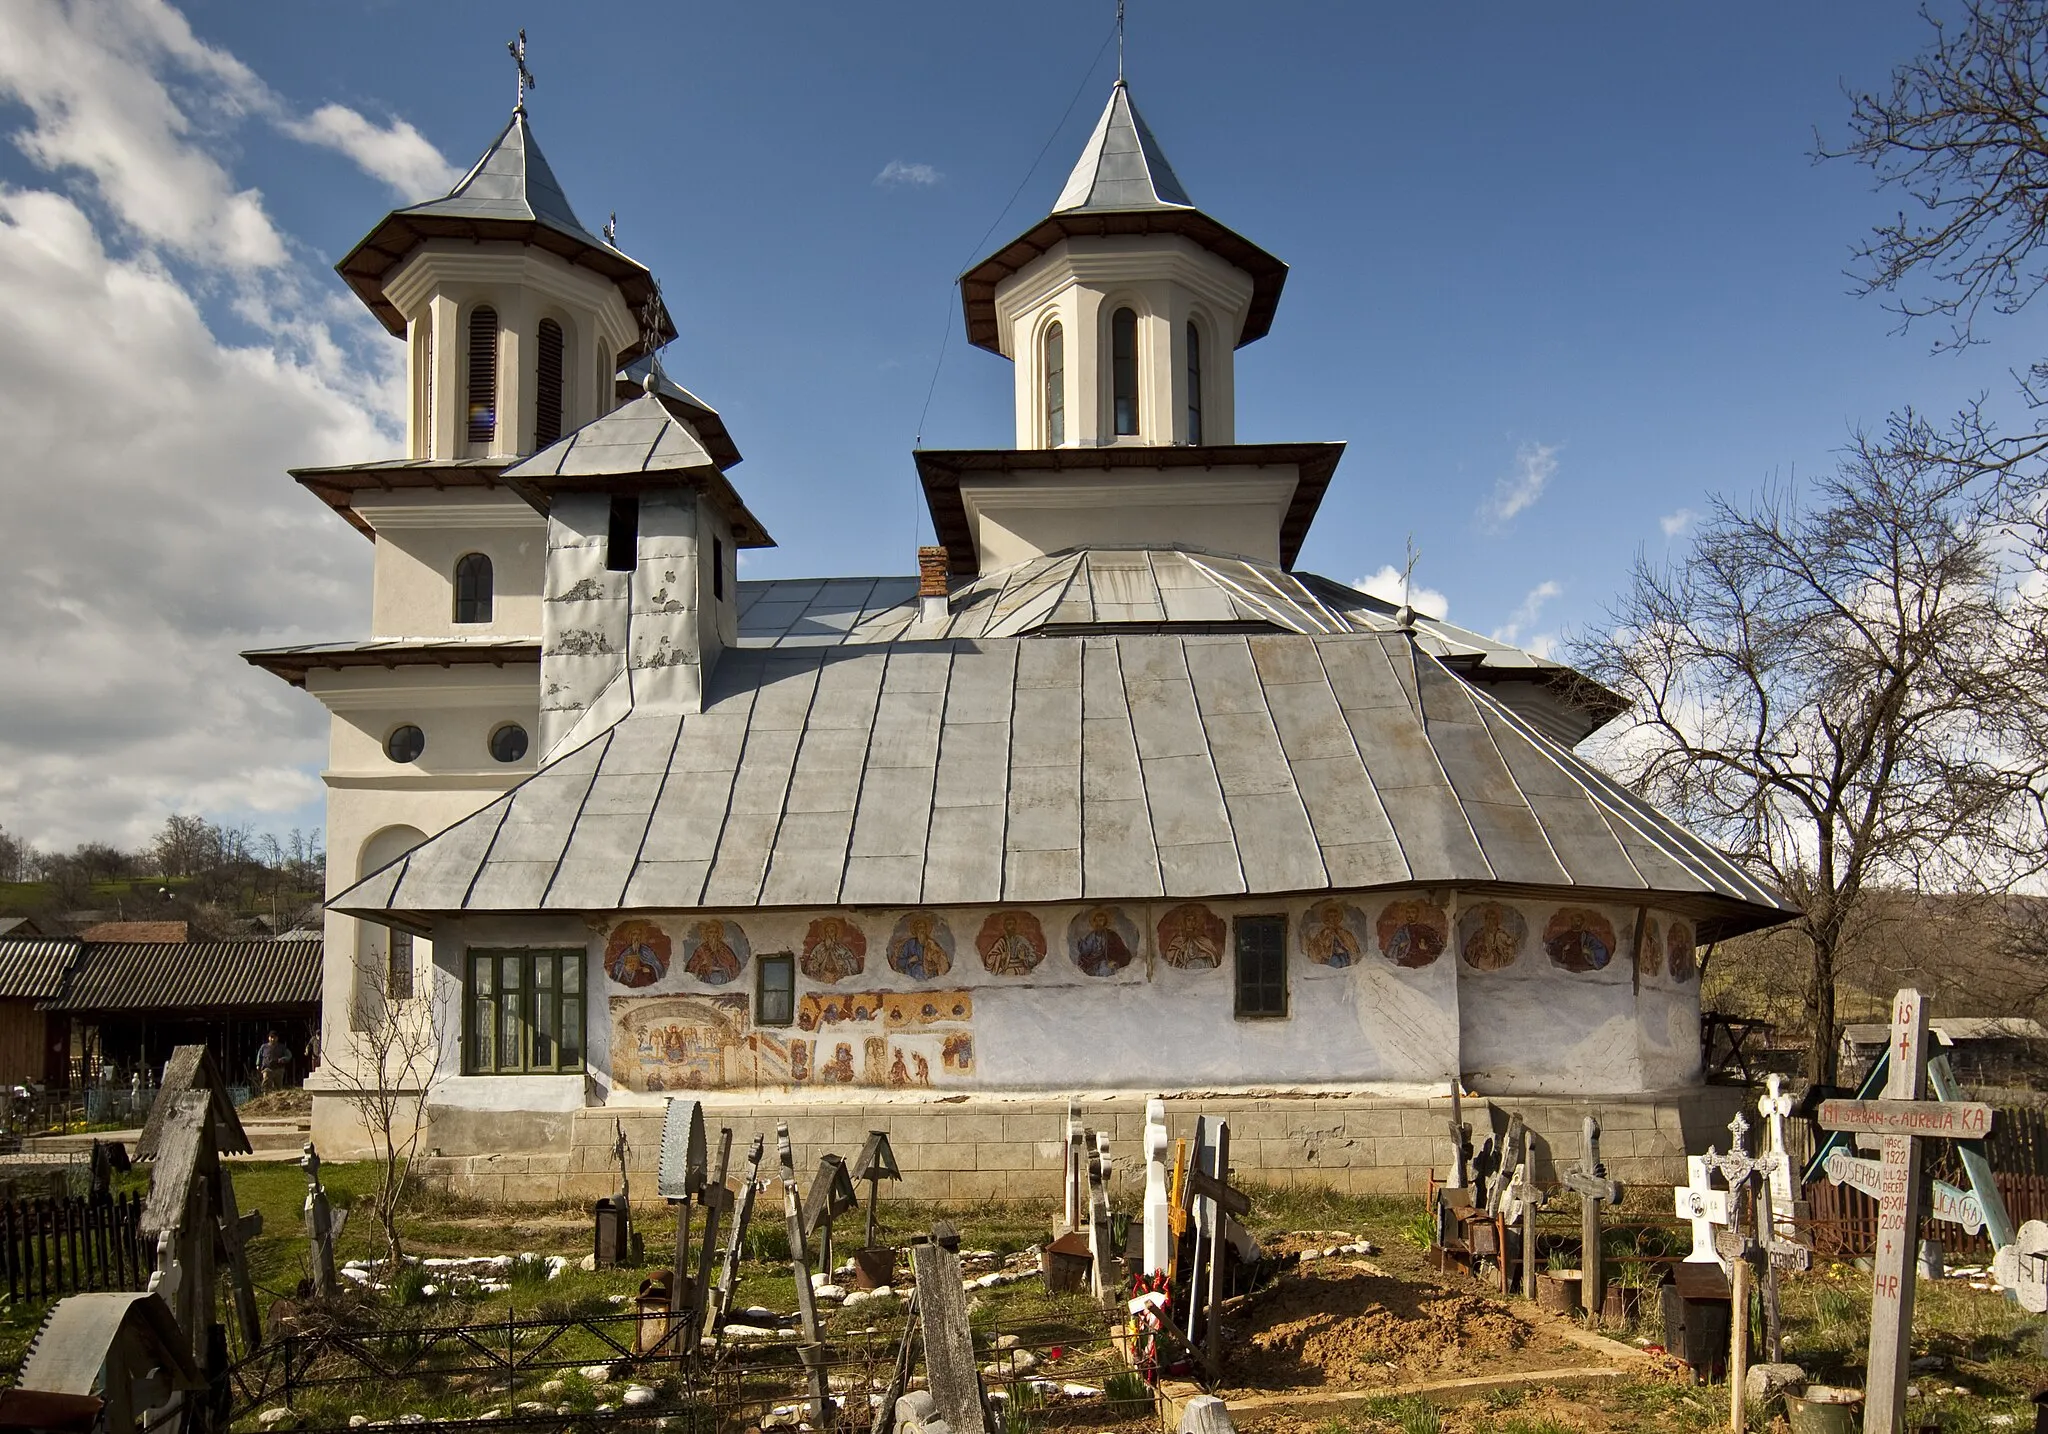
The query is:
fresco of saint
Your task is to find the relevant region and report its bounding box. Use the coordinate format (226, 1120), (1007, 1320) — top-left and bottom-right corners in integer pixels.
(1069, 906), (1136, 977)
(604, 919), (670, 988)
(1376, 898), (1448, 969)
(1302, 900), (1365, 968)
(1634, 917), (1664, 982)
(976, 910), (1045, 975)
(1457, 902), (1525, 971)
(888, 911), (954, 981)
(1668, 920), (1697, 982)
(683, 918), (746, 985)
(1157, 903), (1225, 969)
(1544, 907), (1616, 973)
(801, 916), (867, 983)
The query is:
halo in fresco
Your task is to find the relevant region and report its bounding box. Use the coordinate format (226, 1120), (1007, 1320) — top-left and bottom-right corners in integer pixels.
(682, 918), (748, 986)
(1544, 907), (1617, 973)
(1068, 906), (1139, 977)
(1377, 898), (1448, 969)
(976, 910), (1046, 975)
(1457, 901), (1526, 971)
(800, 915), (867, 984)
(604, 919), (671, 988)
(1634, 916), (1663, 982)
(1156, 903), (1226, 969)
(1668, 919), (1697, 982)
(888, 911), (955, 981)
(1300, 899), (1368, 968)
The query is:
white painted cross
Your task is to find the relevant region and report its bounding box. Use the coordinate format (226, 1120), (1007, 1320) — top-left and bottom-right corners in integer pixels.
(1758, 1074), (1798, 1242)
(1673, 1155), (1731, 1271)
(1142, 1097), (1171, 1277)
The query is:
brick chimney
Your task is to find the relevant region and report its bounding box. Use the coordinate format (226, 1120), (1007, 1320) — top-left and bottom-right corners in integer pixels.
(917, 546), (950, 622)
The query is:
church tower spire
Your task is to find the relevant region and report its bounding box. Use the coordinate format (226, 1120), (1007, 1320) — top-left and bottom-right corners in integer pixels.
(960, 81), (1287, 450)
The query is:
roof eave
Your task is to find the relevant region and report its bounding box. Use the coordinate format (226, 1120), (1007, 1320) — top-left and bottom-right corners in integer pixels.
(291, 459), (513, 543)
(241, 642), (542, 689)
(960, 209), (1287, 354)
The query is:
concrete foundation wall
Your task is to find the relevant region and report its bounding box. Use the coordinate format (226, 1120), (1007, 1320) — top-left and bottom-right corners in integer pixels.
(385, 1085), (1746, 1208)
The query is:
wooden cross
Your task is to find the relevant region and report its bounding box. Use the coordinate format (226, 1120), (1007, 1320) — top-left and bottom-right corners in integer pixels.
(1177, 1120), (1248, 1384)
(775, 1123), (833, 1428)
(708, 1134), (765, 1346)
(1702, 1113), (1770, 1433)
(611, 1120), (634, 1262)
(1062, 1110), (1086, 1235)
(1815, 989), (1996, 1434)
(1562, 1116), (1622, 1319)
(684, 1129), (734, 1370)
(849, 1130), (901, 1253)
(1446, 1080), (1473, 1190)
(299, 1141), (344, 1300)
(803, 1154), (859, 1279)
(1501, 1144), (1543, 1301)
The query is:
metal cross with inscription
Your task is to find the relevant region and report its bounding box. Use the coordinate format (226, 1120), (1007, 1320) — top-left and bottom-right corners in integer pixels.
(1562, 1116), (1623, 1319)
(1673, 1155), (1731, 1269)
(1702, 1113), (1771, 1434)
(1758, 1074), (1799, 1242)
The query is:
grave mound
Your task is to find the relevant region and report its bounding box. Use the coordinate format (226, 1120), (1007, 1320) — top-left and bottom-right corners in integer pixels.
(1230, 1269), (1550, 1387)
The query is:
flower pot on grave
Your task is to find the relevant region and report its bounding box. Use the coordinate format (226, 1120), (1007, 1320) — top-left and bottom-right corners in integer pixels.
(1784, 1386), (1861, 1434)
(1043, 1231), (1092, 1293)
(1534, 1271), (1581, 1315)
(851, 1246), (896, 1290)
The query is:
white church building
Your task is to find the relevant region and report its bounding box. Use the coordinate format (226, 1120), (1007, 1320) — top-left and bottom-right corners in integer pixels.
(247, 78), (1793, 1200)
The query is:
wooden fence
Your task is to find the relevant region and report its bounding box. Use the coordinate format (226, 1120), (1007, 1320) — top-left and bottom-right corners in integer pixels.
(1802, 1173), (2048, 1260)
(0, 1193), (146, 1302)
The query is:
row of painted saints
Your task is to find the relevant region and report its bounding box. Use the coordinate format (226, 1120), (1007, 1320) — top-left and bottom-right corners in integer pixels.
(602, 902), (1698, 989)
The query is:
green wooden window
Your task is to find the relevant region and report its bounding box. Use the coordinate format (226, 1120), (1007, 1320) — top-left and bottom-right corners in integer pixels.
(757, 953), (795, 1027)
(1234, 915), (1287, 1018)
(466, 948), (584, 1073)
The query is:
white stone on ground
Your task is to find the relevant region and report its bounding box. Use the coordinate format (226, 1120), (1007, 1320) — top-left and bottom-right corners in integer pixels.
(258, 1410), (295, 1427)
(725, 1324), (775, 1340)
(579, 1364), (614, 1382)
(347, 1418), (368, 1428)
(813, 1284), (846, 1302)
(623, 1385), (657, 1407)
(539, 1381), (565, 1396)
(578, 1253), (598, 1272)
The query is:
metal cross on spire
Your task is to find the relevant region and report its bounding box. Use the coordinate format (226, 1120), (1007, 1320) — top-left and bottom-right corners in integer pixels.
(1117, 0), (1126, 81)
(508, 28), (537, 114)
(604, 212), (617, 246)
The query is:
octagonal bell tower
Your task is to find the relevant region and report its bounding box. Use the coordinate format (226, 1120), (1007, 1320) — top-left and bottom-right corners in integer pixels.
(960, 82), (1288, 450)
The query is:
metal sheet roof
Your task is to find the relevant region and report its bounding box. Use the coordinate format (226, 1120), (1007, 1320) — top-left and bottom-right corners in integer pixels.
(1053, 82), (1193, 213)
(331, 633), (1789, 937)
(42, 941), (322, 1014)
(0, 940), (80, 1001)
(401, 111), (603, 241)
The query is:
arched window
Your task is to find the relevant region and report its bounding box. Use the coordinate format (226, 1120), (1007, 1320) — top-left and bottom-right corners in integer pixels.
(1111, 307), (1139, 437)
(466, 306), (499, 447)
(454, 552), (494, 624)
(535, 318), (565, 446)
(1186, 321), (1203, 445)
(1044, 321), (1065, 446)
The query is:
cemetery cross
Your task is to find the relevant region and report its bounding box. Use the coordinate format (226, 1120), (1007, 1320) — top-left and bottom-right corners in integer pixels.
(1563, 1116), (1622, 1319)
(1701, 1113), (1769, 1433)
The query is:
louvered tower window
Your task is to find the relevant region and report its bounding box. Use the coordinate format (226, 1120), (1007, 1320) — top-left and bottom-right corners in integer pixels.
(467, 306), (499, 447)
(1112, 307), (1139, 437)
(1045, 321), (1065, 446)
(536, 318), (565, 446)
(454, 552), (494, 624)
(1186, 321), (1203, 445)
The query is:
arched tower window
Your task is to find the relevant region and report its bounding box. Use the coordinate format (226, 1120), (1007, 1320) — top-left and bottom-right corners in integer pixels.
(454, 552), (494, 624)
(467, 306), (499, 447)
(1111, 307), (1139, 437)
(1186, 321), (1204, 445)
(535, 318), (565, 446)
(1044, 321), (1065, 446)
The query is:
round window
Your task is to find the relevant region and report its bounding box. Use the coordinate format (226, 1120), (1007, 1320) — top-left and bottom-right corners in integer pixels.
(489, 723), (529, 764)
(384, 724), (426, 763)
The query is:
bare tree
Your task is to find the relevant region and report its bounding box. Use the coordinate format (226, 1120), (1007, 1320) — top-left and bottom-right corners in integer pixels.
(325, 957), (446, 1269)
(1572, 427), (2048, 1086)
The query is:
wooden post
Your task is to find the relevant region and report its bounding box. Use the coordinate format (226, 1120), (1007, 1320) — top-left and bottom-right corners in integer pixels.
(612, 1120), (633, 1262)
(686, 1128), (734, 1369)
(778, 1123), (832, 1429)
(1206, 1124), (1230, 1384)
(1726, 1247), (1749, 1433)
(913, 1240), (986, 1434)
(708, 1134), (764, 1346)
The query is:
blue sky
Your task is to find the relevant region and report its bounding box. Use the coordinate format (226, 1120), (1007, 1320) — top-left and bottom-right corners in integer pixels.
(1, 1), (2039, 849)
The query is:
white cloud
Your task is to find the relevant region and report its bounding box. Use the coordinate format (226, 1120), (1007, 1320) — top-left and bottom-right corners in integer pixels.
(282, 104), (461, 201)
(0, 1), (424, 850)
(1480, 441), (1559, 529)
(1354, 565), (1448, 621)
(1492, 579), (1562, 656)
(874, 159), (942, 188)
(1660, 506), (1698, 539)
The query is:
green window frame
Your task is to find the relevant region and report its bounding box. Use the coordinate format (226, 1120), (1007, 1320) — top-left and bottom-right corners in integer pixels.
(465, 948), (584, 1074)
(756, 953), (795, 1027)
(1233, 915), (1288, 1019)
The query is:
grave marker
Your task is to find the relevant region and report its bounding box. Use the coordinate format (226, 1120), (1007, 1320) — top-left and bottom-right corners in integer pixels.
(685, 1128), (734, 1368)
(1701, 1113), (1771, 1433)
(1502, 1148), (1543, 1300)
(1674, 1156), (1731, 1271)
(1758, 1075), (1799, 1243)
(1563, 1116), (1622, 1319)
(803, 1154), (858, 1280)
(1447, 1081), (1473, 1190)
(850, 1130), (901, 1253)
(658, 1100), (708, 1336)
(1142, 1098), (1171, 1277)
(708, 1133), (765, 1345)
(299, 1143), (343, 1300)
(1084, 1131), (1116, 1301)
(912, 1238), (988, 1434)
(776, 1123), (832, 1427)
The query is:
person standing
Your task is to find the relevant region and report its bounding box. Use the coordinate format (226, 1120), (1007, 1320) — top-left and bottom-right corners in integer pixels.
(256, 1031), (292, 1092)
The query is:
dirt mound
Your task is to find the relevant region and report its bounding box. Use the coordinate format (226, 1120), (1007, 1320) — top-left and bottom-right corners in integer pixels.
(1231, 1270), (1534, 1388)
(236, 1088), (312, 1118)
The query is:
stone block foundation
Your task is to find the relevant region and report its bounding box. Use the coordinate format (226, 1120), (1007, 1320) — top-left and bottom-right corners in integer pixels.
(361, 1086), (1747, 1208)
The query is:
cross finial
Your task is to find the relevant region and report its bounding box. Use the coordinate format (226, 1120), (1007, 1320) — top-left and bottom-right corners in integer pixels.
(508, 28), (537, 114)
(604, 211), (617, 246)
(1728, 1111), (1750, 1156)
(1117, 0), (1125, 82)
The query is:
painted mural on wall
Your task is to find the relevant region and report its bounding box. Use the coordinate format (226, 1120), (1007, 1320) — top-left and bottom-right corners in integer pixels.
(1544, 907), (1616, 973)
(976, 910), (1046, 975)
(683, 918), (748, 986)
(1157, 903), (1225, 969)
(1634, 916), (1663, 983)
(1458, 902), (1525, 971)
(612, 993), (790, 1089)
(604, 919), (671, 988)
(801, 916), (867, 983)
(1668, 919), (1697, 982)
(888, 912), (954, 980)
(1300, 899), (1367, 967)
(1377, 898), (1447, 969)
(1068, 906), (1138, 976)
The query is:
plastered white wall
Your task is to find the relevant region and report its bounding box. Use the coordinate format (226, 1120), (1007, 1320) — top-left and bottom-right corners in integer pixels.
(357, 491), (544, 639)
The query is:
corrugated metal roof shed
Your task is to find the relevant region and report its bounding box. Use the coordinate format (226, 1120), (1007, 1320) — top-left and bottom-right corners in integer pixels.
(42, 942), (322, 1014)
(0, 939), (81, 1000)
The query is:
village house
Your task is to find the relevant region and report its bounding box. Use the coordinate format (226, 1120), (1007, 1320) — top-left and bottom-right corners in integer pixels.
(246, 76), (1795, 1201)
